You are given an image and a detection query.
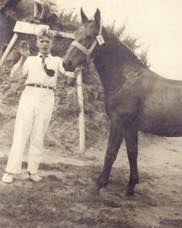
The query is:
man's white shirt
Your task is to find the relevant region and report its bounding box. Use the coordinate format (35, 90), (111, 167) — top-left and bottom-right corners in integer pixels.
(22, 54), (66, 89)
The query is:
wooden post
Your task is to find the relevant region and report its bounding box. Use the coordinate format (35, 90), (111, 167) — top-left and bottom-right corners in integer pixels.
(76, 68), (86, 154)
(0, 33), (19, 66)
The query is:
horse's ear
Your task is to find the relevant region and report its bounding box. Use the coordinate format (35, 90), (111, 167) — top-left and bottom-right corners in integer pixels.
(94, 8), (101, 28)
(81, 8), (88, 24)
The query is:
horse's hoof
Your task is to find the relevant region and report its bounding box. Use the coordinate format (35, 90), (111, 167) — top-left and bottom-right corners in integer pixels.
(126, 186), (135, 196)
(97, 177), (108, 190)
(96, 186), (101, 195)
(90, 184), (100, 195)
(126, 190), (135, 196)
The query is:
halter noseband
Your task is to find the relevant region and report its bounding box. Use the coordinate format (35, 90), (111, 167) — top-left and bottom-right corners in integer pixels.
(71, 22), (105, 57)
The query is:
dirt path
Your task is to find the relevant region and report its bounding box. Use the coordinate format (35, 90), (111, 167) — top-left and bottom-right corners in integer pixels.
(0, 135), (182, 228)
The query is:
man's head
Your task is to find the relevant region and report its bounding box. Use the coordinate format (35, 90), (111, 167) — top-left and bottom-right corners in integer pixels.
(36, 28), (54, 56)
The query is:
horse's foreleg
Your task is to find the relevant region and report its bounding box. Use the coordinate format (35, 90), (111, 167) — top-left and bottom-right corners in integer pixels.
(124, 127), (139, 195)
(97, 119), (123, 189)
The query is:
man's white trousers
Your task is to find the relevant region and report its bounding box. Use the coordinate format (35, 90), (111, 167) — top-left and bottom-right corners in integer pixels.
(6, 86), (54, 174)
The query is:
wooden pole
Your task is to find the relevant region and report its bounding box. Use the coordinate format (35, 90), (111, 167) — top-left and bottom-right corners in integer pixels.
(76, 68), (86, 154)
(0, 33), (19, 66)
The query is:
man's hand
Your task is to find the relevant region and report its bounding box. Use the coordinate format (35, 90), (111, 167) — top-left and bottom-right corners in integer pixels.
(19, 41), (30, 58)
(10, 41), (30, 79)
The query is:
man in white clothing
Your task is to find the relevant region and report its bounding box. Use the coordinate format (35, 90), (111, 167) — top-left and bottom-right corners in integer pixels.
(2, 28), (74, 183)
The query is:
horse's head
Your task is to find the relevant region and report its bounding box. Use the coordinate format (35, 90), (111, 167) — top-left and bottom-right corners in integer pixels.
(63, 8), (104, 72)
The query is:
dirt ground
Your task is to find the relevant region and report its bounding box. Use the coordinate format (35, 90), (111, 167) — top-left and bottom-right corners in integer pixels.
(0, 134), (182, 228)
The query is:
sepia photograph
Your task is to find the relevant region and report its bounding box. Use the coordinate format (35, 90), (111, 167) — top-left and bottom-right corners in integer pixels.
(0, 0), (182, 227)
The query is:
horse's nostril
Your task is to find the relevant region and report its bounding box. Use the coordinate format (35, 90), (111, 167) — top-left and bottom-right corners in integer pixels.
(63, 61), (71, 67)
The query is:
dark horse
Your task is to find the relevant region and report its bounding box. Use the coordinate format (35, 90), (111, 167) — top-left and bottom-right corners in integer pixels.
(63, 8), (182, 195)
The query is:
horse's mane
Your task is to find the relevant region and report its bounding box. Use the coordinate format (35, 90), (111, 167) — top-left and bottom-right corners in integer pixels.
(102, 26), (144, 67)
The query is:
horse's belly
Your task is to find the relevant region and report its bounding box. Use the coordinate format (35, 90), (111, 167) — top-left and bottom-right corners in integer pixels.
(139, 97), (182, 137)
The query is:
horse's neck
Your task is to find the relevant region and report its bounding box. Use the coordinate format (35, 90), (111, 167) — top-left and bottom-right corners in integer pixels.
(93, 29), (143, 94)
(93, 32), (126, 93)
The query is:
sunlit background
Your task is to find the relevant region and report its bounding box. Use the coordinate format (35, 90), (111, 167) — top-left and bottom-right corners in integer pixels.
(56, 0), (182, 80)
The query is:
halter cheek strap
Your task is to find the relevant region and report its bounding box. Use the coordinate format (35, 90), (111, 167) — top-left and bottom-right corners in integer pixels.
(71, 22), (105, 57)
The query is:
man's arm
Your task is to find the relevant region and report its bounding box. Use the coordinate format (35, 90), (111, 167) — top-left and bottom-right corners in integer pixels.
(10, 41), (30, 80)
(63, 70), (75, 78)
(10, 56), (27, 79)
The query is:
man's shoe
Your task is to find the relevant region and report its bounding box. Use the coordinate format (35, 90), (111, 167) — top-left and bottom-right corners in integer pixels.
(28, 172), (42, 182)
(2, 173), (13, 183)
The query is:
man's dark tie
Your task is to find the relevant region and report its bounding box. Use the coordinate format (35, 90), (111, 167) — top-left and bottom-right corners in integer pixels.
(41, 55), (55, 77)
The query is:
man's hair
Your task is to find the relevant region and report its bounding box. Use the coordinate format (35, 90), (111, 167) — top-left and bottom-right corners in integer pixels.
(36, 27), (54, 40)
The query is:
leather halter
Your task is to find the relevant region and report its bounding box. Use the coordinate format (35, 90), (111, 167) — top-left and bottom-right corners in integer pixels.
(70, 22), (105, 57)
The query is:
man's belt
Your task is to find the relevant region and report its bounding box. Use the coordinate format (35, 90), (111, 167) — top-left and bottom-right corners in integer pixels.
(26, 83), (55, 91)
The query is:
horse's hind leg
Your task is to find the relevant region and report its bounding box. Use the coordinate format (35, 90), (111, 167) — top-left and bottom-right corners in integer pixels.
(124, 126), (139, 195)
(97, 118), (123, 189)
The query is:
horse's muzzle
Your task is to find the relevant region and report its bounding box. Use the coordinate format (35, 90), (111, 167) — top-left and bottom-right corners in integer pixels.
(63, 61), (75, 72)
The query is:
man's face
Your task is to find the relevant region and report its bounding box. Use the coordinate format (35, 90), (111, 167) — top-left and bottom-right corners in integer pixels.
(37, 36), (53, 55)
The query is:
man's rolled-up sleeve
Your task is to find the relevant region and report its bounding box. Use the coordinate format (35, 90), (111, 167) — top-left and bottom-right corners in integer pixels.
(22, 58), (29, 77)
(10, 57), (29, 79)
